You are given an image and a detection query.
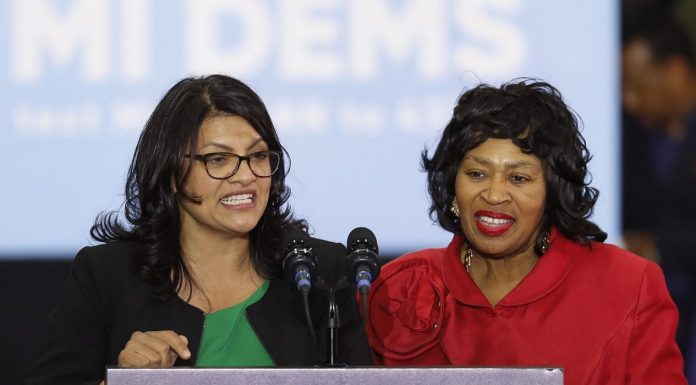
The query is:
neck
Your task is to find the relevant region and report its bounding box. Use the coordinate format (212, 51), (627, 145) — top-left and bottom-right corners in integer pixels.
(180, 233), (253, 278)
(178, 230), (265, 313)
(178, 207), (255, 278)
(470, 249), (538, 282)
(466, 245), (539, 306)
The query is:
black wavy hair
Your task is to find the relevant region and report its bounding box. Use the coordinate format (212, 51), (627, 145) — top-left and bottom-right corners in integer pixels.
(91, 75), (304, 300)
(422, 79), (607, 254)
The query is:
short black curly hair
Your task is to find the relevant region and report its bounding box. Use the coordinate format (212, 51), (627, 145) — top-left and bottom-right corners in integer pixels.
(422, 79), (607, 254)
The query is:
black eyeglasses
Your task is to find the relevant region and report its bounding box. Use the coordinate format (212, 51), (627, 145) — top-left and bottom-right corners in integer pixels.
(187, 151), (281, 179)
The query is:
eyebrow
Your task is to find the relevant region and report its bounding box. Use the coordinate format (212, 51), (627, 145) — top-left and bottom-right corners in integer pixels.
(200, 137), (266, 152)
(465, 155), (541, 170)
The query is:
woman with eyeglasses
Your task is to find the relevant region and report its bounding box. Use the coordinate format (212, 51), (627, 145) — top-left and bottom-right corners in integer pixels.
(25, 75), (373, 385)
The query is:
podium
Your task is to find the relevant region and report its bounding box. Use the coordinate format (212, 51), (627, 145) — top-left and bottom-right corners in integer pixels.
(106, 367), (563, 385)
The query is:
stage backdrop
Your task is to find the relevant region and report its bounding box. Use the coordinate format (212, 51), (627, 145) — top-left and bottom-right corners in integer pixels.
(0, 0), (618, 257)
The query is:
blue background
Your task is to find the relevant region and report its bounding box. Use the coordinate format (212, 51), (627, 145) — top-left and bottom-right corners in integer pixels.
(0, 0), (618, 257)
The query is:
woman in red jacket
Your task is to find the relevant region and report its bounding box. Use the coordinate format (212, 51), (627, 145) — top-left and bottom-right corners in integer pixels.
(366, 79), (687, 385)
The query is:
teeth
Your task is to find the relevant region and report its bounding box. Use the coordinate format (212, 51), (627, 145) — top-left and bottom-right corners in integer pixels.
(479, 215), (513, 225)
(221, 194), (253, 206)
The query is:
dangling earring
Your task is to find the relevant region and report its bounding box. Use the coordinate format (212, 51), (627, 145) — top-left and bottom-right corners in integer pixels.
(450, 197), (460, 218)
(540, 231), (551, 254)
(462, 246), (472, 272)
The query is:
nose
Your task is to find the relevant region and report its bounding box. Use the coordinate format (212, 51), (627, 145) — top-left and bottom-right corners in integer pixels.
(228, 159), (256, 185)
(482, 176), (510, 205)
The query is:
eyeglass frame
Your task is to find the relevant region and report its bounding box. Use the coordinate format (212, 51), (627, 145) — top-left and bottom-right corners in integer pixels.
(186, 150), (282, 180)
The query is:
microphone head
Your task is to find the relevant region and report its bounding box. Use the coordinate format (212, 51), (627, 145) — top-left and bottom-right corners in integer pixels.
(346, 227), (380, 284)
(282, 227), (317, 287)
(283, 227), (311, 253)
(347, 227), (378, 254)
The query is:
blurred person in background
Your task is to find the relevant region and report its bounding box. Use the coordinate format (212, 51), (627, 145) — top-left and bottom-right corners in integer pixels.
(621, 14), (696, 367)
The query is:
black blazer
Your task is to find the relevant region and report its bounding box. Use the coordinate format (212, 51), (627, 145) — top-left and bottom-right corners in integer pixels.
(24, 239), (373, 385)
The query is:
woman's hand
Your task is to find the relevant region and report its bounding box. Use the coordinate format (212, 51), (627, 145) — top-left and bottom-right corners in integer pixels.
(117, 330), (191, 368)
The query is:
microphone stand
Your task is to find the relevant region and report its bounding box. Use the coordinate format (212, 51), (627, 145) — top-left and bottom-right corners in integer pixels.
(324, 278), (351, 367)
(325, 288), (340, 367)
(310, 279), (345, 367)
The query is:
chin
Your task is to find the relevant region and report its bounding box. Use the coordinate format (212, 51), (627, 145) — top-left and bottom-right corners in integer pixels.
(228, 223), (259, 235)
(476, 247), (511, 259)
(472, 238), (516, 256)
(218, 213), (264, 230)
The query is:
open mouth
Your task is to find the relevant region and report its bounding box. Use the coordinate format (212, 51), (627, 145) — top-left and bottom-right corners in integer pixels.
(220, 193), (254, 207)
(474, 210), (514, 236)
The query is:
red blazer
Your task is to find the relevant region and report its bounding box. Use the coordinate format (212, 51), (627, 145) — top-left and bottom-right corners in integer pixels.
(367, 230), (687, 385)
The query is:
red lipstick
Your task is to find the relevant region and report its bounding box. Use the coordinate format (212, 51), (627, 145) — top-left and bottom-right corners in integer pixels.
(474, 210), (515, 237)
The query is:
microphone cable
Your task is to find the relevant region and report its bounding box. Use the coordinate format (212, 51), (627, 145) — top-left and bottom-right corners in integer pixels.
(301, 288), (322, 364)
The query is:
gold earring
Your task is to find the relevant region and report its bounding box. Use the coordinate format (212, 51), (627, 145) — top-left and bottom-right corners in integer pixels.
(540, 231), (551, 254)
(462, 246), (472, 272)
(450, 198), (460, 218)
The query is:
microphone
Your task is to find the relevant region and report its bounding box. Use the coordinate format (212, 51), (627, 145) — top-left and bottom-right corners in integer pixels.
(346, 227), (380, 295)
(282, 228), (317, 294)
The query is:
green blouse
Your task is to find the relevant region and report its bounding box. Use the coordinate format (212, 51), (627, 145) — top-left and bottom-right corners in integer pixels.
(196, 281), (275, 367)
